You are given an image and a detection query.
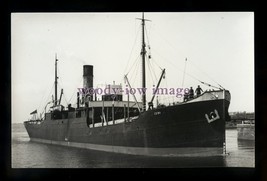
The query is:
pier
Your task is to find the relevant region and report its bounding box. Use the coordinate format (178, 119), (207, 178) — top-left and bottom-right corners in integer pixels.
(226, 112), (254, 129)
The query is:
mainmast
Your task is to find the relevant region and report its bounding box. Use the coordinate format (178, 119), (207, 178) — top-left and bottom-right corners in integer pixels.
(54, 54), (58, 106)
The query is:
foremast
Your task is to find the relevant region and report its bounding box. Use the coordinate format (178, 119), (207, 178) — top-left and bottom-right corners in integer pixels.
(138, 13), (151, 112)
(54, 54), (58, 106)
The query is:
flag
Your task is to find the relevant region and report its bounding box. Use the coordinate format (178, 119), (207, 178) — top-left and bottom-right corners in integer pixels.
(30, 109), (37, 115)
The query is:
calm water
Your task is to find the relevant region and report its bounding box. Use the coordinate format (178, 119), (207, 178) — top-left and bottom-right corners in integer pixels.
(12, 124), (254, 168)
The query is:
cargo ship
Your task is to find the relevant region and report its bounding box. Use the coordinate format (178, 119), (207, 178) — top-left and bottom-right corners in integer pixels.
(24, 13), (231, 157)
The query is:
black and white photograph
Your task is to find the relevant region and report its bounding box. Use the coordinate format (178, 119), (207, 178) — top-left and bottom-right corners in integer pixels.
(11, 12), (254, 169)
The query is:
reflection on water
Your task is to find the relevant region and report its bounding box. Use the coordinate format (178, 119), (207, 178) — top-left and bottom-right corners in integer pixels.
(224, 129), (254, 167)
(238, 140), (255, 149)
(12, 124), (254, 168)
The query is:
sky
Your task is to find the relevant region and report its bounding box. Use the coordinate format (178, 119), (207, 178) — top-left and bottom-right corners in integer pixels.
(11, 12), (254, 123)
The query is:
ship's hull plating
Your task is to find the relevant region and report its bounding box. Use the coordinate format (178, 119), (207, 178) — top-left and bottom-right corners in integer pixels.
(24, 99), (230, 156)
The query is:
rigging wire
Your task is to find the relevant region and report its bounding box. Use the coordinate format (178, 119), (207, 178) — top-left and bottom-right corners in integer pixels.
(145, 21), (163, 85)
(151, 26), (182, 59)
(147, 58), (155, 85)
(57, 67), (70, 105)
(149, 57), (160, 81)
(149, 54), (162, 70)
(36, 82), (52, 113)
(149, 25), (224, 89)
(128, 55), (140, 81)
(63, 93), (69, 106)
(68, 77), (83, 104)
(39, 83), (54, 116)
(145, 25), (151, 50)
(131, 57), (141, 86)
(145, 25), (161, 82)
(125, 53), (141, 76)
(35, 64), (56, 115)
(146, 24), (163, 89)
(123, 24), (141, 75)
(152, 27), (224, 89)
(186, 58), (225, 89)
(126, 52), (141, 102)
(151, 49), (204, 83)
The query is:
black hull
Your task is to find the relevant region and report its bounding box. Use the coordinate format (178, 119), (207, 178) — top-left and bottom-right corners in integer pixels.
(24, 98), (230, 156)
